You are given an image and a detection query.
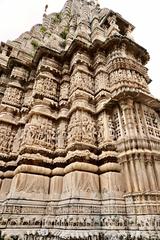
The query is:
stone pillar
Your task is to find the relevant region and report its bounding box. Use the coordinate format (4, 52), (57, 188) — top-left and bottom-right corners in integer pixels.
(60, 67), (69, 103)
(134, 154), (145, 192)
(129, 156), (139, 192)
(57, 63), (69, 153)
(120, 99), (136, 138)
(0, 66), (28, 196)
(10, 58), (60, 200)
(123, 156), (132, 193)
(94, 51), (109, 95)
(146, 157), (157, 191)
(154, 160), (160, 190)
(103, 111), (111, 142)
(139, 153), (150, 192)
(134, 102), (145, 137)
(56, 120), (67, 150)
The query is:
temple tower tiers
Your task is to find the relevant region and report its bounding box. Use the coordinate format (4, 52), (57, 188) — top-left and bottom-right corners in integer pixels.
(0, 0), (160, 239)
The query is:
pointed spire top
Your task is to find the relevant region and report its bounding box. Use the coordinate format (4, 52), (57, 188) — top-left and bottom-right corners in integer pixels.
(45, 4), (48, 13)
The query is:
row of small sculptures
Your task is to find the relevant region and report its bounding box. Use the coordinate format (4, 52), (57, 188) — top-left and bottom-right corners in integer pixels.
(0, 231), (159, 240)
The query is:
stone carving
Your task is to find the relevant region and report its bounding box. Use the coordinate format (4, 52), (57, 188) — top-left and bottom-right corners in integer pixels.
(0, 0), (159, 238)
(11, 67), (29, 81)
(33, 71), (58, 100)
(95, 72), (109, 93)
(14, 173), (49, 195)
(0, 123), (16, 154)
(21, 115), (56, 151)
(2, 86), (23, 107)
(56, 121), (67, 149)
(143, 105), (160, 138)
(23, 89), (33, 107)
(97, 113), (104, 143)
(59, 82), (69, 100)
(109, 69), (149, 93)
(107, 15), (120, 37)
(62, 171), (100, 199)
(67, 110), (96, 146)
(67, 110), (81, 143)
(12, 127), (23, 153)
(70, 71), (94, 95)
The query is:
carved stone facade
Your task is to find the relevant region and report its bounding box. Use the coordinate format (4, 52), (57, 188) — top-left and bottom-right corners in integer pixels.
(0, 0), (159, 239)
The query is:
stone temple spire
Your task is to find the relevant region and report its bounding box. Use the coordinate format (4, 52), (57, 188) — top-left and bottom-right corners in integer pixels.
(0, 0), (159, 239)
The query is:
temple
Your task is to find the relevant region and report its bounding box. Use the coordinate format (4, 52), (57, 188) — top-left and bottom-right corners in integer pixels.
(0, 0), (160, 239)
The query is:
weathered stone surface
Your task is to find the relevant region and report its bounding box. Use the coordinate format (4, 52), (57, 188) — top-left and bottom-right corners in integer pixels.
(0, 0), (159, 239)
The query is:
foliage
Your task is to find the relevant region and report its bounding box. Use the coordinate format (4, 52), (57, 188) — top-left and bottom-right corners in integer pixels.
(60, 31), (67, 40)
(52, 12), (62, 24)
(40, 25), (47, 33)
(59, 41), (66, 48)
(31, 40), (39, 49)
(59, 26), (69, 40)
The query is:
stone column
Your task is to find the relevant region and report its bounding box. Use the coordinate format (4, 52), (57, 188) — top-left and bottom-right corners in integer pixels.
(129, 156), (139, 192)
(117, 107), (125, 138)
(120, 99), (136, 138)
(154, 160), (160, 190)
(123, 156), (132, 193)
(57, 120), (67, 150)
(134, 103), (145, 137)
(58, 64), (69, 152)
(146, 157), (157, 191)
(103, 111), (111, 142)
(1, 66), (29, 150)
(134, 154), (145, 192)
(0, 66), (29, 199)
(139, 153), (150, 192)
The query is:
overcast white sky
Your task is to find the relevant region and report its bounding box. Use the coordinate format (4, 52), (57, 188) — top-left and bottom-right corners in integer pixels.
(0, 0), (159, 99)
